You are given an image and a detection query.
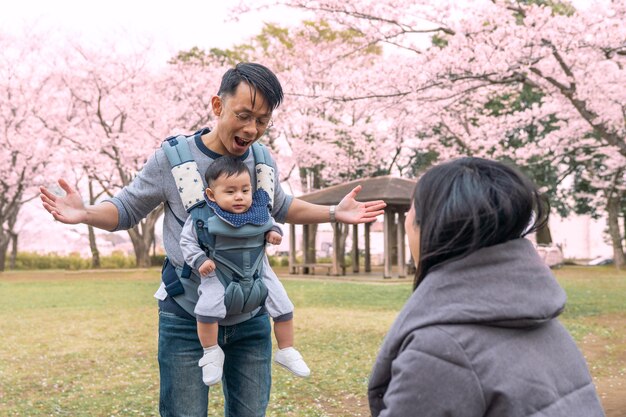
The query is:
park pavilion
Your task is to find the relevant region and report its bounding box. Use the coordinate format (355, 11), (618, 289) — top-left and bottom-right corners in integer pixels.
(288, 176), (417, 278)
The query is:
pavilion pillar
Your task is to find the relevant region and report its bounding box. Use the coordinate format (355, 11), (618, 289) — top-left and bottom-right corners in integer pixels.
(352, 224), (359, 273)
(332, 222), (341, 276)
(397, 210), (406, 278)
(302, 225), (311, 274)
(364, 222), (371, 273)
(289, 223), (296, 274)
(383, 209), (393, 278)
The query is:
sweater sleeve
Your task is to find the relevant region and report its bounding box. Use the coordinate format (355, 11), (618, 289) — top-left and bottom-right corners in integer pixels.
(270, 217), (283, 236)
(180, 216), (210, 271)
(106, 150), (168, 231)
(378, 327), (486, 417)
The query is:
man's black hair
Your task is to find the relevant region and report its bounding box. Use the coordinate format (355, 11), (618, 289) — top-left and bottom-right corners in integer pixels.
(218, 62), (284, 111)
(409, 157), (549, 289)
(205, 156), (251, 188)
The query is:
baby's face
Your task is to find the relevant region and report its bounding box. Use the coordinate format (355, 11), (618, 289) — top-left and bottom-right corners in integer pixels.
(206, 172), (253, 214)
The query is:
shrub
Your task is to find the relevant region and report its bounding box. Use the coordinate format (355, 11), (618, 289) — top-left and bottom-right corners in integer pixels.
(9, 252), (91, 270)
(268, 255), (292, 267)
(151, 254), (167, 267)
(5, 251), (144, 270)
(100, 251), (136, 269)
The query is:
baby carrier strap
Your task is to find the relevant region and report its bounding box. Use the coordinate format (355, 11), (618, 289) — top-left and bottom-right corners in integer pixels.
(162, 135), (206, 212)
(251, 143), (275, 211)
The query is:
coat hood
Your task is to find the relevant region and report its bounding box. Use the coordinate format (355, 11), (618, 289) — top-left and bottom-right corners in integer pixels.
(393, 238), (566, 341)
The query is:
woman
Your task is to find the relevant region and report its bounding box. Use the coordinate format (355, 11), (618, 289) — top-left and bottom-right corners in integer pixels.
(368, 158), (604, 417)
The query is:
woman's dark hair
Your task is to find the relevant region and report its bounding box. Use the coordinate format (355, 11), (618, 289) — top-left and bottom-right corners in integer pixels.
(410, 157), (548, 290)
(218, 62), (284, 111)
(205, 156), (250, 188)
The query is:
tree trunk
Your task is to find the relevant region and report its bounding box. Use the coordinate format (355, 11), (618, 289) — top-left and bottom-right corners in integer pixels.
(391, 219), (398, 265)
(0, 204), (20, 273)
(87, 180), (101, 268)
(87, 225), (101, 268)
(0, 232), (9, 272)
(607, 192), (625, 270)
(338, 223), (350, 266)
(306, 224), (317, 263)
(536, 194), (553, 245)
(622, 207), (626, 250)
(128, 230), (152, 268)
(299, 166), (322, 265)
(126, 205), (164, 268)
(535, 223), (553, 245)
(9, 232), (17, 270)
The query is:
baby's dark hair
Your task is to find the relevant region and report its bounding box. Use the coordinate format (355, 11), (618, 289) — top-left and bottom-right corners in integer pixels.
(409, 157), (548, 289)
(205, 156), (251, 188)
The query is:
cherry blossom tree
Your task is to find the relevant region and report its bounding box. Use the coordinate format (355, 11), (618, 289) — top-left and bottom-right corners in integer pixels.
(174, 21), (408, 262)
(0, 31), (66, 271)
(46, 42), (225, 267)
(238, 0), (626, 267)
(176, 22), (399, 187)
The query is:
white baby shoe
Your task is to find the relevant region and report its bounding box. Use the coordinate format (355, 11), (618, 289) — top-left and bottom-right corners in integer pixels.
(198, 345), (225, 386)
(274, 347), (311, 378)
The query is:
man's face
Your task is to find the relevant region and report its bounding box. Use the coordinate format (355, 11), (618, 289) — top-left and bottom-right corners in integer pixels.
(206, 171), (253, 214)
(213, 83), (272, 156)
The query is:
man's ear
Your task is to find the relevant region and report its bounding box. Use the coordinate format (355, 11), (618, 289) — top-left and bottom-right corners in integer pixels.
(205, 187), (216, 202)
(211, 95), (222, 117)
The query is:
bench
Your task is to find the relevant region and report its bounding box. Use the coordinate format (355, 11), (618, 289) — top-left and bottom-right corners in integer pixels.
(291, 263), (346, 276)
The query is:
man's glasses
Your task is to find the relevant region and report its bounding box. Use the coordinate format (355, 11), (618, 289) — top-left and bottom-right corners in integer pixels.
(230, 109), (273, 130)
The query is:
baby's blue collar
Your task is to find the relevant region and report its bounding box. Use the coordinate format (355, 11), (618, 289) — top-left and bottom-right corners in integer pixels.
(205, 189), (271, 227)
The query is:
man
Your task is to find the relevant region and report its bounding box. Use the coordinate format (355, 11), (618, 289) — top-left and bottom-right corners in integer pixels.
(40, 62), (386, 417)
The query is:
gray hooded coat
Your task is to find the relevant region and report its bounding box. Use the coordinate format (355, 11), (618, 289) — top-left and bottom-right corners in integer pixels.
(368, 239), (604, 417)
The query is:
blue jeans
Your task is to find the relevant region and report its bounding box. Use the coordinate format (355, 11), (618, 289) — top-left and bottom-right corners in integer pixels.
(158, 309), (272, 417)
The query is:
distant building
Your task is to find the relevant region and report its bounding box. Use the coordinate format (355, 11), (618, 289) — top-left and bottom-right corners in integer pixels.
(548, 214), (613, 260)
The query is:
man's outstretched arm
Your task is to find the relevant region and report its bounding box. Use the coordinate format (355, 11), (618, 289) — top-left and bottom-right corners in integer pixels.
(40, 179), (119, 232)
(285, 185), (386, 225)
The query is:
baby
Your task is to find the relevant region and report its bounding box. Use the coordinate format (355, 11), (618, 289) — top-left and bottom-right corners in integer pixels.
(180, 156), (310, 386)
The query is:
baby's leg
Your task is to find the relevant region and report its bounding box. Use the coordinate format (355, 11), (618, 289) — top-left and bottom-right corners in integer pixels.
(194, 272), (226, 386)
(261, 258), (310, 377)
(273, 317), (310, 377)
(194, 272), (227, 324)
(261, 257), (295, 320)
(273, 317), (294, 349)
(197, 321), (219, 348)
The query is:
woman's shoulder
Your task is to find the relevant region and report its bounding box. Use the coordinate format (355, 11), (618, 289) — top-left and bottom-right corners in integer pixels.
(400, 325), (473, 364)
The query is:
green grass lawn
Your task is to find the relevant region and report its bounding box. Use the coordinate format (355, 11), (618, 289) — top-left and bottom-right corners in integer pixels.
(0, 266), (624, 416)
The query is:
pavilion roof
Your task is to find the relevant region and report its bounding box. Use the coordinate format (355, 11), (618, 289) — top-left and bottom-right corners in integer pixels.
(297, 175), (417, 207)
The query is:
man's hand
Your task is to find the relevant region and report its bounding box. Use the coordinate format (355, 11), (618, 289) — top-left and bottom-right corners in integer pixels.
(199, 259), (216, 277)
(266, 230), (282, 245)
(336, 185), (386, 224)
(40, 179), (88, 225)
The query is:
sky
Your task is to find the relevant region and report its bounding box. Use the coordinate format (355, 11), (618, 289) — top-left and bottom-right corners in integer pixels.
(1, 0), (599, 62)
(1, 0), (302, 62)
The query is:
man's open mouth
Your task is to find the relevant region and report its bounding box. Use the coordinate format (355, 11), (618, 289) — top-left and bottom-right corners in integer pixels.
(235, 136), (251, 147)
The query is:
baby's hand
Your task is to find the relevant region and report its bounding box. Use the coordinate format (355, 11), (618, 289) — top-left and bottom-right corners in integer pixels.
(199, 259), (216, 277)
(266, 230), (282, 245)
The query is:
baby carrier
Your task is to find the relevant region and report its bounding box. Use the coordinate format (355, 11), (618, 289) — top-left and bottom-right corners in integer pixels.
(161, 132), (277, 315)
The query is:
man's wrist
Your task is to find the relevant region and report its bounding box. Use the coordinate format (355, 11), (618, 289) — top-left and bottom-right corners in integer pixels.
(85, 201), (120, 231)
(329, 205), (337, 223)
